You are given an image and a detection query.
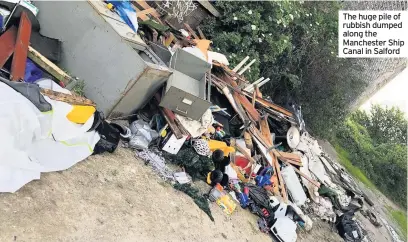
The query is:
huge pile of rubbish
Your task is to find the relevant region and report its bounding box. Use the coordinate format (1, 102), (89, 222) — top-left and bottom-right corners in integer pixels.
(0, 1), (384, 242)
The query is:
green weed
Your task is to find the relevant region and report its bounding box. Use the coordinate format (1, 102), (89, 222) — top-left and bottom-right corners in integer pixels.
(333, 143), (376, 189)
(386, 206), (407, 238)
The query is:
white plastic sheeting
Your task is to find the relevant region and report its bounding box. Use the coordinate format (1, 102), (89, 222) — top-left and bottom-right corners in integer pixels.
(281, 165), (307, 206)
(0, 81), (99, 192)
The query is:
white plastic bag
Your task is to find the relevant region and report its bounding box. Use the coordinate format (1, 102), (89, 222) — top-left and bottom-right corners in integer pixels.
(129, 120), (158, 149)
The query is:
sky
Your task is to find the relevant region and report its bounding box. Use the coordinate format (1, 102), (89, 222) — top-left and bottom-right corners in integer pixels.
(360, 66), (408, 117)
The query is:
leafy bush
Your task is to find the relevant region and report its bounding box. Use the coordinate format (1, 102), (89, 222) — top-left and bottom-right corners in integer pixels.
(336, 105), (407, 208)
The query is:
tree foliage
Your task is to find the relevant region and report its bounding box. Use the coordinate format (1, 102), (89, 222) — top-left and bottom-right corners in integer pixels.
(336, 105), (407, 208)
(201, 1), (367, 138)
(351, 105), (407, 145)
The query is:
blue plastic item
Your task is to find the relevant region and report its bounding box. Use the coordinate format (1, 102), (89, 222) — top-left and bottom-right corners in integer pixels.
(24, 59), (43, 83)
(237, 192), (249, 208)
(255, 174), (272, 187)
(106, 0), (138, 32)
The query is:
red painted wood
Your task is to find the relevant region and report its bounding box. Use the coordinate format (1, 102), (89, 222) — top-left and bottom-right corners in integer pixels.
(0, 26), (17, 68)
(10, 12), (32, 81)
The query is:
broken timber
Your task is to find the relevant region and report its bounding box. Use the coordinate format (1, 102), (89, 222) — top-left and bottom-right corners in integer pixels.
(154, 93), (184, 139)
(0, 26), (17, 68)
(40, 88), (96, 106)
(11, 11), (31, 81)
(28, 46), (74, 85)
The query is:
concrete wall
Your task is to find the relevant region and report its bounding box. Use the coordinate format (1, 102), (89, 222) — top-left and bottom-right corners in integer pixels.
(342, 1), (408, 110)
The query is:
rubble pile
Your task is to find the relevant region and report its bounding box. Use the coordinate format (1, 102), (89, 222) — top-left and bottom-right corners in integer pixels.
(0, 1), (391, 242)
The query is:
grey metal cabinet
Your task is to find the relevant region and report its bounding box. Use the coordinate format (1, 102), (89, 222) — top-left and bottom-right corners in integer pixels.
(33, 1), (171, 117)
(160, 70), (211, 121)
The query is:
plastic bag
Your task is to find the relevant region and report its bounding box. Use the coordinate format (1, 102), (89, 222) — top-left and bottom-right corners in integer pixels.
(24, 59), (43, 83)
(93, 119), (121, 155)
(128, 120), (158, 149)
(107, 0), (138, 32)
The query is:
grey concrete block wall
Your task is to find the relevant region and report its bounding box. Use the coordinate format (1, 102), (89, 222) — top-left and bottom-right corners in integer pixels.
(342, 1), (407, 109)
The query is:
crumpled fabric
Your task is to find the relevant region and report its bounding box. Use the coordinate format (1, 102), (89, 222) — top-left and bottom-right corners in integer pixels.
(24, 59), (43, 83)
(0, 77), (51, 112)
(175, 109), (213, 138)
(135, 149), (174, 181)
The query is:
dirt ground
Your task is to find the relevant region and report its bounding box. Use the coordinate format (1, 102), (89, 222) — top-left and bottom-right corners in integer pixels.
(0, 147), (346, 242)
(0, 141), (402, 242)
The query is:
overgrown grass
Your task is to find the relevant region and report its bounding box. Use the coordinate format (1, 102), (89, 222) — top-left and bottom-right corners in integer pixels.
(71, 80), (85, 97)
(333, 143), (376, 189)
(386, 205), (407, 238)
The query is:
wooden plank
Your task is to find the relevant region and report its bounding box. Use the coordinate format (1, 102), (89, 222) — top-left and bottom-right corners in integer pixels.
(277, 152), (301, 162)
(28, 46), (74, 85)
(132, 6), (149, 21)
(136, 8), (155, 17)
(251, 87), (256, 107)
(11, 12), (31, 81)
(221, 86), (248, 122)
(154, 93), (183, 139)
(196, 26), (206, 39)
(279, 157), (303, 167)
(260, 116), (272, 145)
(232, 91), (253, 122)
(255, 85), (262, 98)
(282, 160), (321, 188)
(196, 0), (220, 17)
(243, 90), (293, 117)
(243, 131), (253, 149)
(135, 0), (162, 19)
(40, 88), (96, 106)
(164, 33), (176, 47)
(225, 76), (260, 122)
(0, 26), (17, 68)
(214, 72), (291, 118)
(250, 125), (287, 201)
(259, 128), (286, 200)
(271, 175), (280, 195)
(229, 138), (237, 165)
(273, 152), (288, 202)
(183, 23), (199, 40)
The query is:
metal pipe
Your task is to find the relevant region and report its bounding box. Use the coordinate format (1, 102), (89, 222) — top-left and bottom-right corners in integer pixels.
(232, 56), (249, 72)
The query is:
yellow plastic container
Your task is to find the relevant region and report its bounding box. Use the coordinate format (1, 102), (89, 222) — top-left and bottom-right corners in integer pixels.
(66, 105), (96, 124)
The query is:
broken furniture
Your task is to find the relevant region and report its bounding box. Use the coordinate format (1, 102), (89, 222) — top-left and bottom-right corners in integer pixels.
(34, 0), (171, 117)
(170, 48), (211, 81)
(160, 70), (211, 121)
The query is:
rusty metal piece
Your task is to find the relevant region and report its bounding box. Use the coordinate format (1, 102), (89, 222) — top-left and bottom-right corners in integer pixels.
(10, 11), (32, 81)
(0, 26), (17, 68)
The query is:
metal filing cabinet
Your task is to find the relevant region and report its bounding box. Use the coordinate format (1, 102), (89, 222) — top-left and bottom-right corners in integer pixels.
(160, 70), (211, 121)
(170, 48), (212, 80)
